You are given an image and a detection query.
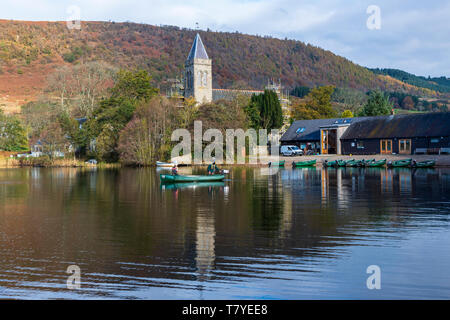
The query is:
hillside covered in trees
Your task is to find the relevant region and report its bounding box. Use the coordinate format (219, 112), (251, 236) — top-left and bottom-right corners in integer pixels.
(0, 20), (446, 112)
(370, 68), (450, 93)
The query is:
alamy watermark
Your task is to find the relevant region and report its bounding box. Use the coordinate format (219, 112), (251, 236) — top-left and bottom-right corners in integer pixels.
(366, 5), (381, 30)
(366, 265), (381, 290)
(66, 265), (81, 290)
(66, 5), (81, 30)
(170, 121), (281, 175)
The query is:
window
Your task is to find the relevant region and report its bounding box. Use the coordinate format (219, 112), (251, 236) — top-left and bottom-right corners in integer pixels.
(296, 127), (305, 134)
(399, 139), (411, 154)
(357, 141), (364, 149)
(430, 138), (439, 143)
(202, 72), (207, 87)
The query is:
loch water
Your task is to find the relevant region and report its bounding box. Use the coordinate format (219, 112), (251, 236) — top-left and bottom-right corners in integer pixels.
(0, 166), (449, 299)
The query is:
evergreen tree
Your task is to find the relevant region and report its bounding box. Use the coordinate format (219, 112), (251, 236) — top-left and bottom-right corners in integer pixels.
(0, 112), (29, 151)
(290, 86), (310, 98)
(248, 90), (283, 130)
(358, 91), (392, 116)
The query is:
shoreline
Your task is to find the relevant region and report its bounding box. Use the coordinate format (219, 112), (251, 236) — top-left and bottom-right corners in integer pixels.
(1, 154), (450, 168)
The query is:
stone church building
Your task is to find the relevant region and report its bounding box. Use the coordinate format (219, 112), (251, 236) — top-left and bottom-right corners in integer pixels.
(183, 33), (288, 106)
(184, 33), (213, 104)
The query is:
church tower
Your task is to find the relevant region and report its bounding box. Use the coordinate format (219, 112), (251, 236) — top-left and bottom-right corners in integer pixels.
(184, 34), (212, 104)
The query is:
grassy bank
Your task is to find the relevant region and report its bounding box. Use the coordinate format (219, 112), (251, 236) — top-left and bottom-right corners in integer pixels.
(3, 156), (122, 168)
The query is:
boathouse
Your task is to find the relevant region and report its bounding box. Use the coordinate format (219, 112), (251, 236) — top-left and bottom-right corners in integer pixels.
(281, 113), (450, 155)
(340, 113), (450, 155)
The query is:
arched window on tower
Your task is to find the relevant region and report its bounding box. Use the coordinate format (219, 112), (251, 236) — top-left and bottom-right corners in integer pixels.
(197, 71), (202, 87)
(202, 72), (207, 87)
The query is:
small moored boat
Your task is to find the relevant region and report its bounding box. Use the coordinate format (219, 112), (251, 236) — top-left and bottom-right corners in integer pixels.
(323, 160), (337, 167)
(388, 159), (412, 168)
(413, 160), (436, 168)
(367, 159), (387, 167)
(346, 159), (362, 167)
(160, 174), (225, 183)
(269, 160), (285, 167)
(337, 160), (348, 167)
(363, 159), (376, 166)
(156, 161), (175, 167)
(293, 160), (316, 167)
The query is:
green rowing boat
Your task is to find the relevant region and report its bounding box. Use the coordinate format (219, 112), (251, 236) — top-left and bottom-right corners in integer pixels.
(389, 159), (412, 168)
(293, 160), (316, 167)
(337, 160), (348, 167)
(346, 159), (363, 167)
(413, 160), (436, 168)
(269, 160), (285, 167)
(160, 174), (225, 183)
(367, 159), (387, 167)
(363, 159), (376, 165)
(161, 182), (225, 189)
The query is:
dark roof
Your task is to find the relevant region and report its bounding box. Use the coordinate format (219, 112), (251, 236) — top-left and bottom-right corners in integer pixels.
(187, 33), (209, 61)
(281, 117), (367, 142)
(341, 113), (450, 140)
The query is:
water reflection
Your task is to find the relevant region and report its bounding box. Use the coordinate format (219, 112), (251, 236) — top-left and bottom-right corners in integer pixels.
(0, 166), (449, 299)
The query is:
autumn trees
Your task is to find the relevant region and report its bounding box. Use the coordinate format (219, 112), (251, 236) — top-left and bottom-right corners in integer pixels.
(83, 69), (160, 162)
(289, 85), (337, 120)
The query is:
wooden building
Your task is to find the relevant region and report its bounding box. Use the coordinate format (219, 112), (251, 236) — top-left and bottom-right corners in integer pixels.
(340, 113), (450, 155)
(281, 113), (450, 155)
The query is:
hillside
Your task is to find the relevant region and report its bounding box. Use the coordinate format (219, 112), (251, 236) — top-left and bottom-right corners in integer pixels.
(370, 68), (450, 93)
(0, 20), (444, 112)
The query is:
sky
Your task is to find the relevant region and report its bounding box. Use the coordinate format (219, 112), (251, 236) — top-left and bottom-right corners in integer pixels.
(1, 0), (449, 77)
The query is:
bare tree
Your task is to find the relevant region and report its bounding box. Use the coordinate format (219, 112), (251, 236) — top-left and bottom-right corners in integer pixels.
(45, 62), (116, 117)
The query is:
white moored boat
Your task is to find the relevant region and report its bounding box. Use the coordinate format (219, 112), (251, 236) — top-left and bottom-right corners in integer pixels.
(156, 161), (175, 168)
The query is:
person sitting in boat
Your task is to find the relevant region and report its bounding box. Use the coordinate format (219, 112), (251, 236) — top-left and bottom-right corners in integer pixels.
(171, 161), (178, 176)
(207, 159), (221, 175)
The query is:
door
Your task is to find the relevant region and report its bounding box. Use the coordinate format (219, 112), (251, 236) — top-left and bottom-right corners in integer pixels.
(380, 139), (392, 154)
(399, 139), (412, 155)
(321, 130), (328, 154)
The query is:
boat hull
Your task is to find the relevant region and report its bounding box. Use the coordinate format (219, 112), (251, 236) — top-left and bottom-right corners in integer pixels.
(269, 161), (285, 167)
(389, 159), (412, 168)
(160, 174), (225, 183)
(156, 161), (175, 167)
(294, 160), (316, 167)
(367, 159), (387, 167)
(414, 161), (436, 168)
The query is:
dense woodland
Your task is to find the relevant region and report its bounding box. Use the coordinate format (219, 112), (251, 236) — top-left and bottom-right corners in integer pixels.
(370, 68), (450, 93)
(0, 20), (446, 99)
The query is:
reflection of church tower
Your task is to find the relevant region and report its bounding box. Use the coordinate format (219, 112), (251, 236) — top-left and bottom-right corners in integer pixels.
(185, 34), (213, 104)
(195, 212), (215, 281)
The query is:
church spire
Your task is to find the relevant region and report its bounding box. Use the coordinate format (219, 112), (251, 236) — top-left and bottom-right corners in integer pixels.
(187, 33), (209, 61)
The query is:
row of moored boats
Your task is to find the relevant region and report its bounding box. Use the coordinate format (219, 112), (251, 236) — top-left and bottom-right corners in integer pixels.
(323, 158), (435, 168)
(268, 158), (436, 168)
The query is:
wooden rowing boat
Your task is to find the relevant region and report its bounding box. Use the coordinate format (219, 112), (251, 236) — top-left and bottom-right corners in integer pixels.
(388, 159), (412, 167)
(367, 159), (387, 167)
(413, 160), (436, 168)
(269, 160), (285, 167)
(156, 161), (175, 167)
(160, 174), (225, 183)
(161, 182), (225, 189)
(293, 160), (316, 167)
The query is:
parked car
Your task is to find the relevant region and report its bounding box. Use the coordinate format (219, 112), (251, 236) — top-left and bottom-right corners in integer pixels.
(86, 159), (98, 165)
(280, 145), (303, 156)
